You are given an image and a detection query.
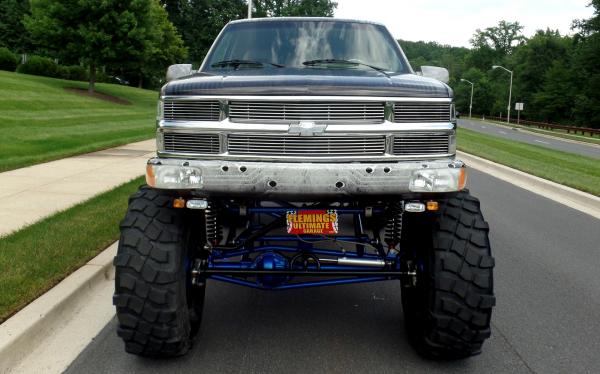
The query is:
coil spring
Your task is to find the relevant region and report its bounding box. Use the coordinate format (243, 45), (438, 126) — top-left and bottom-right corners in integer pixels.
(384, 202), (403, 249)
(205, 201), (222, 245)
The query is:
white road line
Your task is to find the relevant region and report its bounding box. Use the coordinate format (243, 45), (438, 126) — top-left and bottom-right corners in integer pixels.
(499, 131), (507, 135)
(535, 140), (551, 145)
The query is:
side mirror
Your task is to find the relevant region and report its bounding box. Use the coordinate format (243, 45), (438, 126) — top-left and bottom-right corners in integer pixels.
(420, 66), (449, 84)
(166, 64), (194, 82)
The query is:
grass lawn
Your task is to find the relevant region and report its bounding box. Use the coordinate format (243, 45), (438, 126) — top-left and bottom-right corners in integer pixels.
(468, 118), (600, 145)
(0, 70), (156, 172)
(458, 127), (600, 196)
(0, 177), (143, 323)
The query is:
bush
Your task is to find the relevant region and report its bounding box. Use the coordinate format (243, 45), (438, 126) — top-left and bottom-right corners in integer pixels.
(68, 65), (88, 81)
(56, 65), (69, 80)
(58, 65), (88, 81)
(16, 56), (58, 78)
(95, 70), (110, 83)
(0, 48), (18, 71)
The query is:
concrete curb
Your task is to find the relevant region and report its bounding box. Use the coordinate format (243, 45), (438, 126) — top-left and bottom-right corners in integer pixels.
(0, 242), (117, 373)
(459, 151), (600, 219)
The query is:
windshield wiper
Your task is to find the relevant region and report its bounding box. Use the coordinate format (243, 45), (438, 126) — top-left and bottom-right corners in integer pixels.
(302, 59), (390, 77)
(211, 59), (284, 69)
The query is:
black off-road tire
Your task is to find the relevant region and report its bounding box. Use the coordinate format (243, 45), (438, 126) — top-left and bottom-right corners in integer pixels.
(113, 186), (205, 357)
(400, 190), (495, 359)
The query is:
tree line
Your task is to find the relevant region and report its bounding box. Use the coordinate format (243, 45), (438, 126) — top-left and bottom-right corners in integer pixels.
(401, 1), (600, 128)
(0, 0), (337, 92)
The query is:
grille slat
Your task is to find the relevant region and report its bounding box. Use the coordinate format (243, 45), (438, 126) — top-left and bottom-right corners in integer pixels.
(163, 133), (220, 154)
(161, 132), (453, 157)
(394, 102), (451, 123)
(163, 100), (220, 121)
(228, 134), (386, 156)
(393, 133), (450, 155)
(229, 101), (385, 123)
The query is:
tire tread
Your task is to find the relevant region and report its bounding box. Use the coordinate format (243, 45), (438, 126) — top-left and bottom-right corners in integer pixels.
(429, 191), (495, 357)
(113, 187), (192, 357)
(402, 190), (495, 359)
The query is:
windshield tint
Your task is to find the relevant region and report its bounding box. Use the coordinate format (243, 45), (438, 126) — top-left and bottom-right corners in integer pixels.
(203, 20), (409, 74)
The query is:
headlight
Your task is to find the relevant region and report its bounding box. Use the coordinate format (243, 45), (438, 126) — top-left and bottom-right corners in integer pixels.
(409, 167), (466, 192)
(146, 164), (203, 189)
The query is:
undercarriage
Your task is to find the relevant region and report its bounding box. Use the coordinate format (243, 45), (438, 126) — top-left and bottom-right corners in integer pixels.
(191, 199), (421, 290)
(114, 187), (494, 359)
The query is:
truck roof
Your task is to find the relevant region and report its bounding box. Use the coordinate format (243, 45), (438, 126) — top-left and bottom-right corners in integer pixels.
(228, 17), (384, 27)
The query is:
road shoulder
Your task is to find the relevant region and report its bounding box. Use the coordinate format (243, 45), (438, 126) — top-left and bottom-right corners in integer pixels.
(462, 118), (600, 148)
(458, 151), (600, 219)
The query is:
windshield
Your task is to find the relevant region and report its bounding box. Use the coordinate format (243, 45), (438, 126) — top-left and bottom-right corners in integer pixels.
(202, 20), (409, 74)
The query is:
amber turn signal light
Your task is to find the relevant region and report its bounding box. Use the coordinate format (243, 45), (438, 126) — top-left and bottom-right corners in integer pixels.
(426, 201), (439, 211)
(146, 164), (156, 187)
(458, 167), (467, 190)
(173, 197), (186, 209)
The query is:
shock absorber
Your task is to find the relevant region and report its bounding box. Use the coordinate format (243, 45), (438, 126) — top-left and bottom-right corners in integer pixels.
(205, 201), (222, 246)
(384, 202), (403, 250)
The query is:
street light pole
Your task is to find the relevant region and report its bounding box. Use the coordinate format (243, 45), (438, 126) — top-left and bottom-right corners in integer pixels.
(492, 65), (513, 124)
(460, 79), (474, 118)
(248, 0), (252, 18)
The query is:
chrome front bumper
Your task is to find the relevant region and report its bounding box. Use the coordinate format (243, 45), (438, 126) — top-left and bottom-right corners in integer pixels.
(146, 158), (467, 198)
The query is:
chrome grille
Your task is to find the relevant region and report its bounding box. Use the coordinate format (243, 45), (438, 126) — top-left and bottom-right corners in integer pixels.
(393, 133), (450, 155)
(163, 133), (220, 154)
(163, 100), (220, 121)
(228, 134), (386, 156)
(394, 102), (451, 123)
(229, 101), (385, 123)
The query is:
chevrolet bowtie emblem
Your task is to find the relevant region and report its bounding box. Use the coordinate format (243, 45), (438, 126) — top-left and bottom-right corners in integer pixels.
(288, 122), (327, 136)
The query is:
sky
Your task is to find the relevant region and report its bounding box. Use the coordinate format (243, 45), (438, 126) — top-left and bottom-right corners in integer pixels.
(334, 0), (596, 47)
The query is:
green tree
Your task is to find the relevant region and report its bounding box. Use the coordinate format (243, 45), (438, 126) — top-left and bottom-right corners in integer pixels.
(572, 0), (600, 37)
(571, 0), (600, 126)
(25, 0), (154, 93)
(470, 20), (526, 55)
(509, 29), (573, 121)
(133, 0), (187, 88)
(160, 0), (189, 34)
(160, 0), (246, 64)
(533, 60), (576, 122)
(254, 0), (337, 17)
(466, 21), (525, 119)
(399, 39), (469, 79)
(0, 0), (32, 53)
(464, 44), (497, 72)
(453, 68), (494, 116)
(183, 0), (246, 64)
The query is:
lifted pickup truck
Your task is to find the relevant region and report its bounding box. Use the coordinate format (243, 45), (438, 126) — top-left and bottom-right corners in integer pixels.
(113, 17), (495, 359)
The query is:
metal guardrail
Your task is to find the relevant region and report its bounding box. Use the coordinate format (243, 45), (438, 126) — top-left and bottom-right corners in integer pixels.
(475, 115), (600, 137)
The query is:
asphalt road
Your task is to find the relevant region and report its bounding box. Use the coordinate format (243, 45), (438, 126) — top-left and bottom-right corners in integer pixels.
(458, 118), (600, 159)
(65, 170), (600, 374)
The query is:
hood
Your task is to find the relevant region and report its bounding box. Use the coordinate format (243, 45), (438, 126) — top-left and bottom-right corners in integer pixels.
(162, 68), (452, 98)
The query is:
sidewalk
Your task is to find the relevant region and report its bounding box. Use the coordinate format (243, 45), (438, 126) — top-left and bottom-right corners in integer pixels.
(0, 139), (155, 237)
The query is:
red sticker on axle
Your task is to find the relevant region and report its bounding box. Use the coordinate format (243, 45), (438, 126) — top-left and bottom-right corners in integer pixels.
(286, 209), (339, 235)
